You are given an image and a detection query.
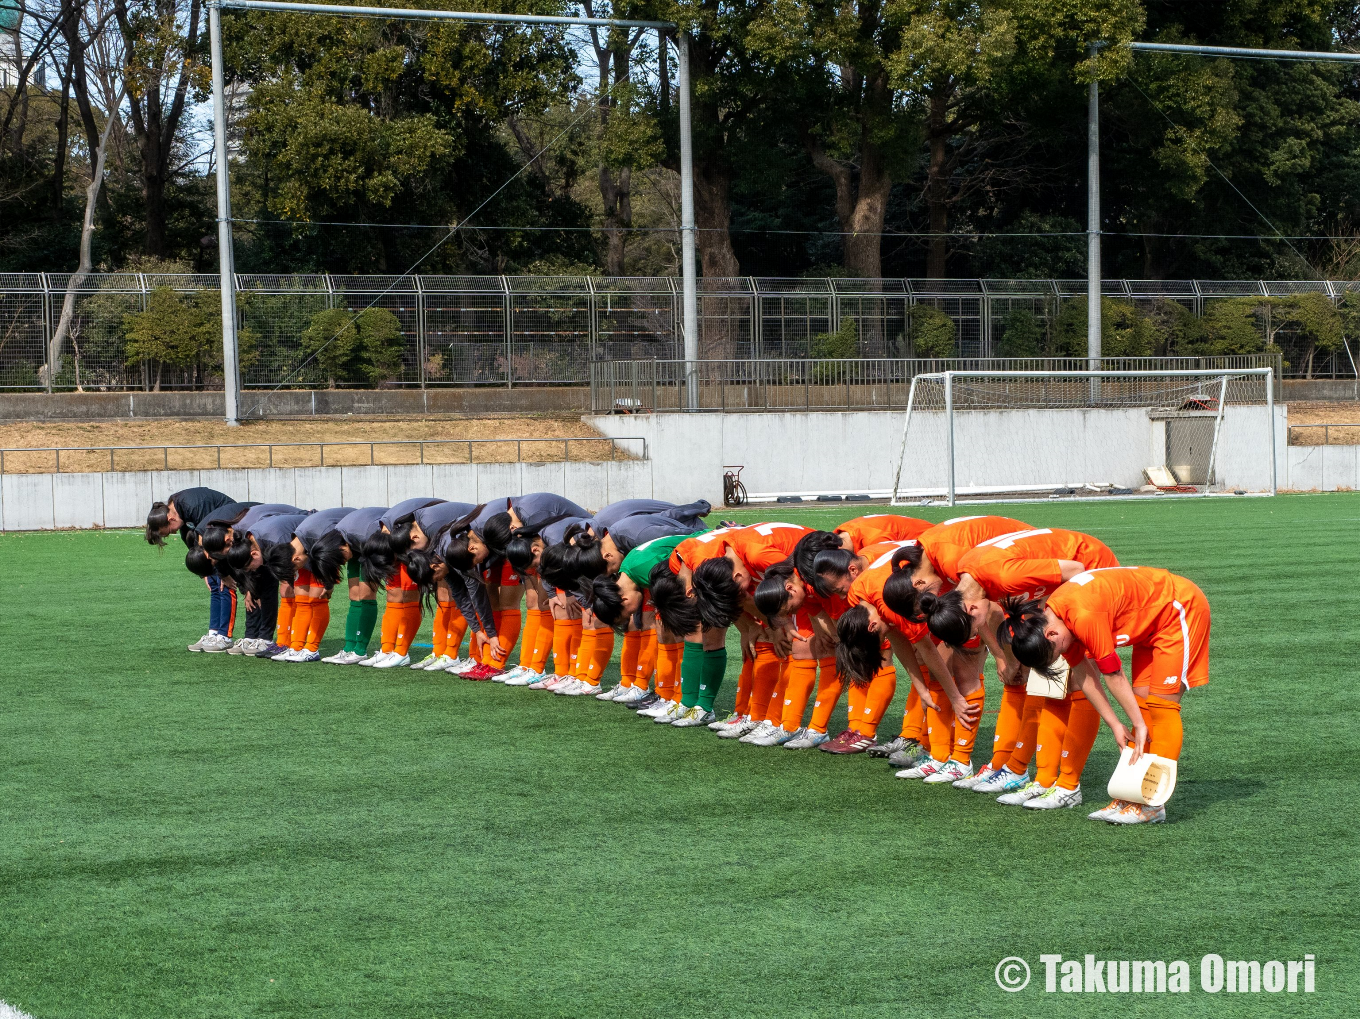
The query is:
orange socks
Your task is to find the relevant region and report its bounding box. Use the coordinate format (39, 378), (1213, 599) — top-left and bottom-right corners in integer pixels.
(779, 658), (820, 732)
(989, 684), (1029, 770)
(1003, 694), (1045, 771)
(809, 660), (843, 734)
(656, 641), (683, 701)
(526, 609), (554, 672)
(585, 627), (615, 685)
(1057, 694), (1101, 790)
(482, 609), (522, 669)
(926, 688), (954, 762)
(734, 655), (755, 715)
(276, 595), (296, 648)
(393, 602), (421, 655)
(1035, 697), (1072, 787)
(305, 598), (330, 653)
(853, 665), (897, 737)
(289, 594), (314, 652)
(1141, 693), (1184, 760)
(748, 643), (782, 722)
(634, 628), (657, 688)
(518, 608), (541, 668)
(951, 686), (987, 764)
(431, 602), (469, 658)
(380, 602), (399, 653)
(573, 626), (597, 680)
(553, 618), (583, 677)
(900, 685), (925, 741)
(620, 630), (643, 688)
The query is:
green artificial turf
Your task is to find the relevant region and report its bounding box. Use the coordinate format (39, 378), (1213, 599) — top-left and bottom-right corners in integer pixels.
(1, 494), (1357, 1017)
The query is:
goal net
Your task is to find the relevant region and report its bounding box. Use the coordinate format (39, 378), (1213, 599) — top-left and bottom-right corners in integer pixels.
(889, 369), (1277, 505)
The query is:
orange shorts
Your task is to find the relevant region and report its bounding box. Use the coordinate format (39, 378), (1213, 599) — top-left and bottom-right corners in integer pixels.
(482, 560), (521, 587)
(392, 562), (418, 592)
(1132, 579), (1210, 692)
(295, 567), (317, 588)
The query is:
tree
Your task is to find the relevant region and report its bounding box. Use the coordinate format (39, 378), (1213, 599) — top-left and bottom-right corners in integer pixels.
(112, 0), (208, 257)
(748, 0), (921, 278)
(994, 306), (1042, 356)
(907, 302), (956, 356)
(124, 285), (214, 389)
(1053, 296), (1152, 357)
(301, 306), (405, 387)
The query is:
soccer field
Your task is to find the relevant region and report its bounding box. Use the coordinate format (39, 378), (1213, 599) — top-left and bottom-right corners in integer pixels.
(1, 495), (1357, 1017)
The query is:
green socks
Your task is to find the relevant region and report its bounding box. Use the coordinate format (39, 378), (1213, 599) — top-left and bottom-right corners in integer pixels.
(697, 647), (727, 712)
(345, 599), (378, 653)
(680, 641), (704, 707)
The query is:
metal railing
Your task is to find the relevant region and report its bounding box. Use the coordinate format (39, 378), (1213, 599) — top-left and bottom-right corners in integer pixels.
(0, 436), (645, 474)
(1287, 423), (1360, 445)
(1, 273), (1354, 392)
(590, 355), (1283, 413)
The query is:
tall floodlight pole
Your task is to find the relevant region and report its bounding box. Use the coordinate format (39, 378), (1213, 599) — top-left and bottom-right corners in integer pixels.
(1087, 46), (1101, 397)
(209, 4), (241, 426)
(677, 30), (699, 411)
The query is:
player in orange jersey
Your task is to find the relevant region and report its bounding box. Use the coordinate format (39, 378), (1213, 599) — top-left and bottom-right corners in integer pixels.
(916, 527), (1122, 805)
(664, 523), (813, 729)
(834, 514), (934, 552)
(1003, 565), (1208, 824)
(825, 541), (984, 768)
(887, 515), (1032, 780)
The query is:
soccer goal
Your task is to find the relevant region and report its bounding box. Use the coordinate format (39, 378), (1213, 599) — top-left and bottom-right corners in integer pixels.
(889, 369), (1278, 506)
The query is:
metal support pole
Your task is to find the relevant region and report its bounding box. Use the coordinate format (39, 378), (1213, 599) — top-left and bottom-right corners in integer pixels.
(210, 6), (240, 425)
(944, 371), (956, 506)
(1267, 365), (1277, 495)
(1087, 55), (1101, 401)
(677, 30), (699, 411)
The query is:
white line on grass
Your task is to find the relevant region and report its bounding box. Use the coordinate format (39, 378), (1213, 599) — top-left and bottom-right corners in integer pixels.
(0, 1001), (36, 1019)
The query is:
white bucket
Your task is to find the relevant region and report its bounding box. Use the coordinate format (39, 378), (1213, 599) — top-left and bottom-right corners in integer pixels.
(1107, 745), (1178, 806)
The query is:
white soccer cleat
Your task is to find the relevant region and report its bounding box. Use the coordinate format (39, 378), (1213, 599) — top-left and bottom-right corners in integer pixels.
(335, 650), (364, 665)
(895, 757), (948, 780)
(953, 763), (996, 789)
(357, 651), (389, 667)
(996, 781), (1049, 806)
(972, 767), (1029, 794)
(565, 681), (601, 697)
(617, 685), (649, 705)
(737, 720), (778, 744)
(709, 711), (742, 730)
(1024, 784), (1084, 810)
(595, 684), (623, 701)
(409, 653), (437, 670)
(374, 653), (410, 669)
(1087, 799), (1128, 822)
(293, 650), (320, 663)
(505, 669), (543, 687)
(924, 759), (972, 785)
(271, 646), (297, 662)
(641, 699), (677, 718)
(551, 678), (584, 695)
(718, 717), (760, 740)
(748, 724), (796, 747)
(652, 700), (688, 723)
(784, 727), (831, 750)
(445, 657), (480, 675)
(671, 705), (716, 728)
(1105, 801), (1166, 824)
(321, 649), (350, 664)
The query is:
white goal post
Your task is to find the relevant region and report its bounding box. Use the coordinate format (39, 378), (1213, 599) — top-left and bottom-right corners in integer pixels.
(889, 368), (1277, 506)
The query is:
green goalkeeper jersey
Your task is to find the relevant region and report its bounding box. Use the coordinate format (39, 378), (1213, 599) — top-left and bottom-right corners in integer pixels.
(620, 532), (697, 590)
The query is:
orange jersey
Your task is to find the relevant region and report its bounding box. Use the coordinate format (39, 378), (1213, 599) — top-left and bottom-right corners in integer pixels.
(845, 540), (927, 642)
(1047, 566), (1204, 674)
(834, 514), (934, 552)
(917, 515), (1032, 587)
(725, 522), (813, 579)
(957, 528), (1120, 602)
(668, 527), (736, 573)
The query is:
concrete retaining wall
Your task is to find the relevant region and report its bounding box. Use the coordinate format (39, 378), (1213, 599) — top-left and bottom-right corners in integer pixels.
(0, 387), (590, 421)
(0, 459), (652, 532)
(587, 407), (1291, 503)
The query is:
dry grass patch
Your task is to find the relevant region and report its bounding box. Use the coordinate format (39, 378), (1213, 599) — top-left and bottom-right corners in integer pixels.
(0, 415), (629, 472)
(1287, 402), (1360, 445)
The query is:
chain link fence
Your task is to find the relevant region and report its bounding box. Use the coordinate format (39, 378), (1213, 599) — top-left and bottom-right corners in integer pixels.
(1, 273), (1351, 391)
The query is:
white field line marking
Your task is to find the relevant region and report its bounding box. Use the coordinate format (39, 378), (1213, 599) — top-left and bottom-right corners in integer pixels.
(0, 1001), (36, 1019)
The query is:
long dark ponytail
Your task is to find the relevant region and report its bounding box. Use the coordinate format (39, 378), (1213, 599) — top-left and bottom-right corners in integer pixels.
(1000, 596), (1059, 677)
(882, 546), (921, 620)
(835, 604), (883, 687)
(918, 589), (971, 648)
